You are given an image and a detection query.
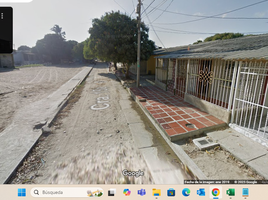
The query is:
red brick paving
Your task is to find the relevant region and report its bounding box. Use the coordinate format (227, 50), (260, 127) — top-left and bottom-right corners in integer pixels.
(130, 86), (226, 138)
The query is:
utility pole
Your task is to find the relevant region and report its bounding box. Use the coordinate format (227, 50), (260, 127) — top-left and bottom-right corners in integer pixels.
(136, 0), (141, 87)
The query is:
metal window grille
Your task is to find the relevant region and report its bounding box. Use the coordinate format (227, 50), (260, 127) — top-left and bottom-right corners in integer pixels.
(167, 59), (176, 92)
(175, 59), (187, 98)
(187, 58), (236, 109)
(232, 61), (268, 141)
(156, 58), (168, 84)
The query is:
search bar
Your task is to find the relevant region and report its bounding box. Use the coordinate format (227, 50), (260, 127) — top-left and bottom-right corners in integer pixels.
(31, 187), (104, 198)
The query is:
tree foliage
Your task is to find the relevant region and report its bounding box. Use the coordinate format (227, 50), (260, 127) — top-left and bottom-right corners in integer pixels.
(204, 33), (244, 42)
(193, 40), (203, 45)
(32, 25), (84, 64)
(50, 24), (66, 39)
(73, 41), (87, 62)
(83, 38), (95, 60)
(84, 11), (155, 72)
(35, 34), (66, 63)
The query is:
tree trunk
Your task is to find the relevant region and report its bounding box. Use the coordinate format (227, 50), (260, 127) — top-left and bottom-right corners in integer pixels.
(114, 62), (117, 70)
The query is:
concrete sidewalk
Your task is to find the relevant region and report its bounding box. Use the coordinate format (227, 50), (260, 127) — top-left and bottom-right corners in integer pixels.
(115, 70), (268, 180)
(207, 129), (268, 179)
(0, 66), (93, 184)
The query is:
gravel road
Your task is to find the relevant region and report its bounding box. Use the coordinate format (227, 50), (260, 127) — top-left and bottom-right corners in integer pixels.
(0, 65), (84, 133)
(11, 63), (153, 184)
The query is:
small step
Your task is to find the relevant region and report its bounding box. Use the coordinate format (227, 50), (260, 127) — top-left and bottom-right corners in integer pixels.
(193, 137), (219, 151)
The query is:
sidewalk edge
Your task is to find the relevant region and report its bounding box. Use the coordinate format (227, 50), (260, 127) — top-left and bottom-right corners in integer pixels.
(114, 73), (207, 180)
(4, 66), (94, 184)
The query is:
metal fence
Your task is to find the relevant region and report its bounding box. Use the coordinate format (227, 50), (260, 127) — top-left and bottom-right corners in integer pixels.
(231, 61), (268, 141)
(167, 59), (175, 93)
(187, 59), (236, 109)
(156, 58), (168, 84)
(175, 59), (187, 98)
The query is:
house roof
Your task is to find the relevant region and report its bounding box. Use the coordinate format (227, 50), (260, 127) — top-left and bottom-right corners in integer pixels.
(155, 34), (268, 60)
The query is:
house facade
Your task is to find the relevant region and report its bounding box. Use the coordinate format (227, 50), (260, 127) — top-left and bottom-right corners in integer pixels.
(13, 50), (40, 66)
(155, 34), (268, 146)
(0, 54), (14, 68)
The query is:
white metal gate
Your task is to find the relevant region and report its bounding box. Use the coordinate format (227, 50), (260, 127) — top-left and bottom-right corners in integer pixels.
(231, 61), (268, 146)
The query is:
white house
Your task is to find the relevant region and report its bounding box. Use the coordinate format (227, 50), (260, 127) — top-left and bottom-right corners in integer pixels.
(155, 34), (268, 145)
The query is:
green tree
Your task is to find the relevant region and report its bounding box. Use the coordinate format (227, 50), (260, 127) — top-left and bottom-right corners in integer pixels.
(73, 41), (87, 62)
(33, 25), (79, 64)
(51, 24), (66, 39)
(204, 33), (244, 42)
(35, 34), (66, 63)
(84, 11), (155, 75)
(63, 40), (78, 62)
(83, 38), (95, 60)
(193, 40), (203, 45)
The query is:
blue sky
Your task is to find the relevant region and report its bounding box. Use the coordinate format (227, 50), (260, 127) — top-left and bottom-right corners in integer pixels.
(1, 0), (268, 48)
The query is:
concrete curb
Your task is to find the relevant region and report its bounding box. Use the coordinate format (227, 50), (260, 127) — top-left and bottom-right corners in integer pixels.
(3, 66), (94, 184)
(114, 72), (207, 180)
(47, 66), (94, 127)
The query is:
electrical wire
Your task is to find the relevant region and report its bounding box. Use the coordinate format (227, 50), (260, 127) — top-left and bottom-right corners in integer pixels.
(130, 0), (135, 17)
(141, 0), (156, 16)
(151, 0), (174, 23)
(153, 28), (268, 35)
(142, 4), (166, 49)
(164, 0), (268, 25)
(143, 3), (268, 22)
(146, 0), (168, 16)
(142, 7), (268, 25)
(113, 0), (129, 15)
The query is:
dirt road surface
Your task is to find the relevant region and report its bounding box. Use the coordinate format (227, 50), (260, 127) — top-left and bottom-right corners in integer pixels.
(0, 65), (84, 133)
(12, 63), (155, 184)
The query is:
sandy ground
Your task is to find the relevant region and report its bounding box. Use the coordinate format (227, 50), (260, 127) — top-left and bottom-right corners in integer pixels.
(180, 134), (264, 180)
(10, 63), (153, 184)
(0, 65), (84, 133)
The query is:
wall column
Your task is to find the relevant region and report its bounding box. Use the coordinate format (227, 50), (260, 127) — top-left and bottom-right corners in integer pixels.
(174, 59), (178, 95)
(185, 59), (190, 94)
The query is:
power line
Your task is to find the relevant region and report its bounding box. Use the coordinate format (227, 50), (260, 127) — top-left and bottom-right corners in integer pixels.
(141, 4), (268, 24)
(141, 0), (156, 15)
(147, 0), (168, 16)
(152, 27), (268, 35)
(165, 0), (268, 25)
(113, 0), (129, 15)
(151, 0), (174, 23)
(130, 0), (135, 17)
(142, 4), (166, 49)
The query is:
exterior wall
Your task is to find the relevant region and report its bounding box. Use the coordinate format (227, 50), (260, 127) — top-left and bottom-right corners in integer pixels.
(167, 59), (176, 93)
(13, 52), (24, 65)
(147, 55), (158, 75)
(155, 57), (235, 122)
(13, 51), (40, 66)
(129, 54), (161, 75)
(185, 93), (231, 123)
(0, 54), (14, 68)
(129, 61), (147, 75)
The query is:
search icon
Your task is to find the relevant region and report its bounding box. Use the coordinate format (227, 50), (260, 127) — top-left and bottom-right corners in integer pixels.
(34, 190), (39, 195)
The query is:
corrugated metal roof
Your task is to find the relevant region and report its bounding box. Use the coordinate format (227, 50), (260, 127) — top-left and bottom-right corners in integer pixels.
(155, 34), (268, 60)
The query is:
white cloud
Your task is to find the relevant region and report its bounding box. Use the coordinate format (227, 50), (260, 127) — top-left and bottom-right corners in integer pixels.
(221, 14), (227, 18)
(255, 12), (266, 17)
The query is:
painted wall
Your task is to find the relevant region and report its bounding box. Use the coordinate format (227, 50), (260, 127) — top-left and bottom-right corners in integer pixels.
(129, 61), (147, 75)
(0, 54), (14, 68)
(146, 55), (159, 75)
